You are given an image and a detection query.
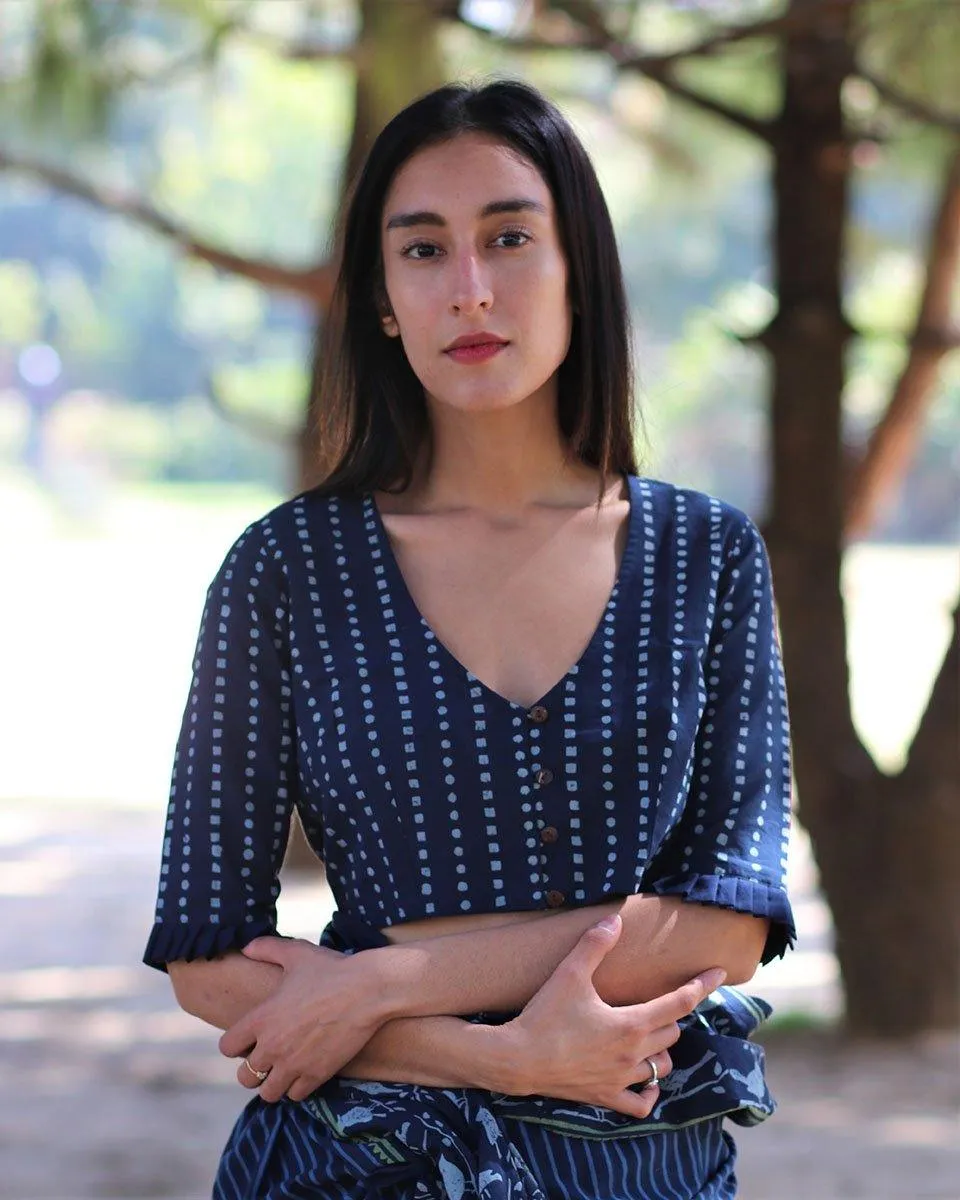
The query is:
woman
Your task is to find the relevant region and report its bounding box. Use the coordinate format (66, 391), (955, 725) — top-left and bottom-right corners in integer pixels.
(144, 80), (795, 1199)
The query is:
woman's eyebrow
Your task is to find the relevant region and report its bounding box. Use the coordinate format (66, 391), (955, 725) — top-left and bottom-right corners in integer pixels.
(384, 197), (548, 231)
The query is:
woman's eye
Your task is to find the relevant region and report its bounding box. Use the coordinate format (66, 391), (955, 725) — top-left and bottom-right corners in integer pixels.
(494, 229), (531, 249)
(402, 243), (441, 261)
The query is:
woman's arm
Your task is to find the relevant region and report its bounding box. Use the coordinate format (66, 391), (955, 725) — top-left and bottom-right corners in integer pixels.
(338, 894), (764, 1084)
(174, 912), (729, 1118)
(210, 893), (764, 1101)
(168, 949), (516, 1090)
(302, 892), (765, 1021)
(340, 895), (764, 1084)
(173, 891), (760, 1032)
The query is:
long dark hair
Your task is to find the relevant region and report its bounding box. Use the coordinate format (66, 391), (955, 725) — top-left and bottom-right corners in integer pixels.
(313, 79), (637, 495)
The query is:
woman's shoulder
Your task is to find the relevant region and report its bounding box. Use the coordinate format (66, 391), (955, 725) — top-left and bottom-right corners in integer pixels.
(211, 486), (369, 580)
(630, 474), (760, 547)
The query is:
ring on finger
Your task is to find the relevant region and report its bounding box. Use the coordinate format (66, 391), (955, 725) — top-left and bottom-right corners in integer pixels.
(643, 1056), (660, 1089)
(243, 1058), (270, 1083)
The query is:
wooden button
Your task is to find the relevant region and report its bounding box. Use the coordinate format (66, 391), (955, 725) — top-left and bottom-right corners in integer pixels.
(535, 768), (554, 786)
(540, 826), (559, 844)
(527, 705), (549, 723)
(545, 889), (566, 908)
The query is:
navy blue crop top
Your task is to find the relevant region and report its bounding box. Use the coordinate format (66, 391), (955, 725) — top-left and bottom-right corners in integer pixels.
(144, 475), (795, 971)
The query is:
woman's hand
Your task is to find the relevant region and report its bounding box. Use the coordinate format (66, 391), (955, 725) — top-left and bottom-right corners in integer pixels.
(217, 937), (392, 1103)
(498, 914), (726, 1118)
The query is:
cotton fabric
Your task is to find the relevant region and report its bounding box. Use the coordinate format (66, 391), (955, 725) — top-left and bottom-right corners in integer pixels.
(144, 474), (795, 1198)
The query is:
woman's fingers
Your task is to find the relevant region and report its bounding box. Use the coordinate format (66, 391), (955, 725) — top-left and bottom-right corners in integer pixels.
(606, 1084), (660, 1120)
(286, 1075), (322, 1103)
(636, 1049), (672, 1089)
(233, 1053), (320, 1103)
(219, 1016), (257, 1060)
(552, 913), (623, 986)
(626, 967), (726, 1031)
(257, 1062), (301, 1105)
(236, 1055), (272, 1090)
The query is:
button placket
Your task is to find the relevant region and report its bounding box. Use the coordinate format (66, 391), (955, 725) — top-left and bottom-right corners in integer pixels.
(526, 703), (564, 908)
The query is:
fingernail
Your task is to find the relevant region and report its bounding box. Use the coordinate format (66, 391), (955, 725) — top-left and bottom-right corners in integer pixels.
(700, 968), (726, 991)
(596, 914), (621, 933)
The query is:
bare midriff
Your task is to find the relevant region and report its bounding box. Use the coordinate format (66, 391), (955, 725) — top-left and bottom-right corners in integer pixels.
(380, 907), (556, 944)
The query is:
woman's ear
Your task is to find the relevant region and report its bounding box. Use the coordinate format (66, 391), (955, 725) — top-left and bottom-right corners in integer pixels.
(375, 278), (400, 337)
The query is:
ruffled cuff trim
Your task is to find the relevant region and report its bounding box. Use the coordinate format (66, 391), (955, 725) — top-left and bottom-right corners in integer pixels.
(649, 871), (796, 963)
(142, 918), (277, 973)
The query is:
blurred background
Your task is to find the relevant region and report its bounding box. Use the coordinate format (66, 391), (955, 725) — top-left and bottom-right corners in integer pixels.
(0, 1), (957, 1197)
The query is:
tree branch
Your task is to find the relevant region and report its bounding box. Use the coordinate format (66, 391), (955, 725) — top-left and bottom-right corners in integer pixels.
(203, 374), (297, 446)
(239, 32), (357, 64)
(857, 67), (960, 135)
(614, 0), (858, 71)
(455, 4), (774, 142)
(626, 61), (773, 142)
(0, 148), (334, 305)
(845, 145), (960, 539)
(548, 84), (698, 174)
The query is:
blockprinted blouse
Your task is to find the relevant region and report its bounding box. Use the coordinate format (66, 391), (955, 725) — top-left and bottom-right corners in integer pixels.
(144, 474), (796, 1200)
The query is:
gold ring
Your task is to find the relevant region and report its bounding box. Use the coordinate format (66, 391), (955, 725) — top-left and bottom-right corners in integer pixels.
(243, 1058), (270, 1083)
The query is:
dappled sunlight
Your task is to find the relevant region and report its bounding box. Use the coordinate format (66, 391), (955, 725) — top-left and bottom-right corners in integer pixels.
(754, 949), (839, 990)
(0, 847), (77, 896)
(873, 1115), (960, 1149)
(0, 964), (149, 1003)
(276, 878), (334, 941)
(843, 545), (959, 772)
(772, 1101), (959, 1149)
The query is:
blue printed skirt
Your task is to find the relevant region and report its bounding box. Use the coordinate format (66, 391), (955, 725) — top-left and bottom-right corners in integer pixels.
(212, 914), (775, 1199)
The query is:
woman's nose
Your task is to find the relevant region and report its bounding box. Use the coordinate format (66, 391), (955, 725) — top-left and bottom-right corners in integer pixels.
(449, 253), (493, 315)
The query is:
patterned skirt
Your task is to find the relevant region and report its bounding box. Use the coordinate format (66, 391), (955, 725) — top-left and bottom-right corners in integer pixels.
(212, 912), (774, 1199)
(214, 1097), (736, 1199)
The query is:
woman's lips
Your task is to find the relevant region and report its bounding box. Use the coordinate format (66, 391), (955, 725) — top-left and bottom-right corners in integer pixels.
(444, 342), (508, 364)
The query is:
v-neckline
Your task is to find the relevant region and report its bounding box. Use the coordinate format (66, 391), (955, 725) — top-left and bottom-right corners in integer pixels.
(365, 475), (641, 712)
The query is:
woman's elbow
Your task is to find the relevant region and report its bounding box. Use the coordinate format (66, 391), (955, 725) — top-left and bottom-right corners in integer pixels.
(167, 959), (203, 1016)
(719, 916), (770, 985)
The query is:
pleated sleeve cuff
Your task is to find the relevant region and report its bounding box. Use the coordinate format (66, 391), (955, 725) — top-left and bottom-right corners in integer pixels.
(142, 917), (278, 973)
(648, 871), (797, 963)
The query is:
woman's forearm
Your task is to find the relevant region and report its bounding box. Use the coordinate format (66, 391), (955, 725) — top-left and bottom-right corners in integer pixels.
(164, 898), (766, 1094)
(366, 896), (768, 1022)
(342, 896), (764, 1092)
(167, 953), (282, 1030)
(166, 949), (516, 1091)
(341, 1015), (515, 1090)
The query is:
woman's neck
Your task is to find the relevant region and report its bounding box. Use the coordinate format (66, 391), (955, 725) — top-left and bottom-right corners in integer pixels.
(403, 391), (599, 518)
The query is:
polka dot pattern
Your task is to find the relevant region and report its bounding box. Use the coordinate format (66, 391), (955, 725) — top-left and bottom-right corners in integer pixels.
(144, 477), (796, 971)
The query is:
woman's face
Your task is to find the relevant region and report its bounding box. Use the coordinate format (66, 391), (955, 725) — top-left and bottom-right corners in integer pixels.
(380, 133), (573, 418)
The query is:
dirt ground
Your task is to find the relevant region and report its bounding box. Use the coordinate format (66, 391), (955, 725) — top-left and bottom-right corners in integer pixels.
(2, 801), (957, 1200)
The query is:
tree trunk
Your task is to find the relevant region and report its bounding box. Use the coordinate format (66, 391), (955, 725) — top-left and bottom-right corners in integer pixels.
(295, 0), (448, 492)
(766, 0), (960, 1035)
(284, 0), (447, 873)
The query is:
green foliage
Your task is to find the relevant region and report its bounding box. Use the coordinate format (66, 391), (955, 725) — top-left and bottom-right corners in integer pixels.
(0, 260), (45, 344)
(0, 0), (955, 534)
(153, 46), (352, 259)
(19, 0), (118, 136)
(857, 0), (960, 113)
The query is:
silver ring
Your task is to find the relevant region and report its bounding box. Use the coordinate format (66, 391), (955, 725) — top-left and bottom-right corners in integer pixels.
(643, 1057), (660, 1089)
(243, 1058), (270, 1083)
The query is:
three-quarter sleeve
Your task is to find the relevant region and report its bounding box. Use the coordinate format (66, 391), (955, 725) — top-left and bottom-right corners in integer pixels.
(143, 520), (301, 972)
(641, 515), (796, 963)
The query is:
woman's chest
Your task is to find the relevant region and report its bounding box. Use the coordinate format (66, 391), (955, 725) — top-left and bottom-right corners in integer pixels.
(377, 499), (630, 710)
